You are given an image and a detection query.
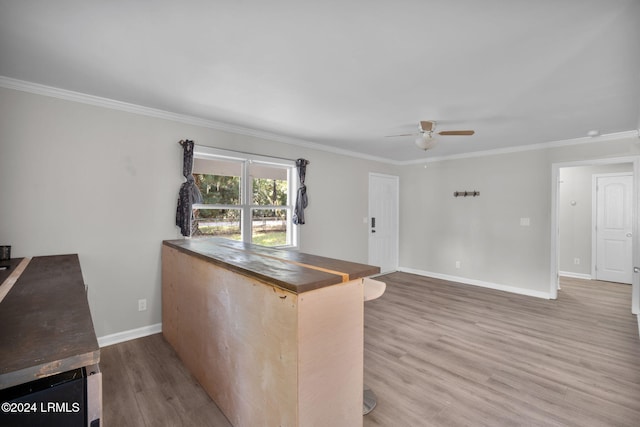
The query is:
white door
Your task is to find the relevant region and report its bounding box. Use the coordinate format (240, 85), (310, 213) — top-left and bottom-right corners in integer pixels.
(368, 173), (399, 273)
(595, 174), (633, 284)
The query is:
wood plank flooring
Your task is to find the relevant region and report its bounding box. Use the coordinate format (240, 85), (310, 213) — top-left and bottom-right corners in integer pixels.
(101, 273), (640, 426)
(100, 327), (233, 427)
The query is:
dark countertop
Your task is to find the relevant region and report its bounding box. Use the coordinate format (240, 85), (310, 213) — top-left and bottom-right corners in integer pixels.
(163, 238), (380, 294)
(0, 258), (24, 284)
(0, 255), (100, 390)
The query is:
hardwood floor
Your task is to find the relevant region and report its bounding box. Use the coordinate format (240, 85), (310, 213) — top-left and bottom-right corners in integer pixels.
(100, 328), (233, 427)
(101, 273), (640, 426)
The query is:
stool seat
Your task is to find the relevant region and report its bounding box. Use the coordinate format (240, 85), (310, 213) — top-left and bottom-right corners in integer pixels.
(363, 277), (386, 415)
(363, 278), (386, 301)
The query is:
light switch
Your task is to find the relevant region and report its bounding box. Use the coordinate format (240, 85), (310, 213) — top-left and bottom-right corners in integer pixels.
(520, 218), (530, 226)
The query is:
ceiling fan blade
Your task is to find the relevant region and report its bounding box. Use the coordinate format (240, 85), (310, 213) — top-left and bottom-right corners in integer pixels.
(385, 133), (419, 137)
(438, 130), (475, 136)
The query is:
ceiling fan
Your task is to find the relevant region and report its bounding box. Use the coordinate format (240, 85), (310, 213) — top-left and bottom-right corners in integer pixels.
(386, 120), (475, 150)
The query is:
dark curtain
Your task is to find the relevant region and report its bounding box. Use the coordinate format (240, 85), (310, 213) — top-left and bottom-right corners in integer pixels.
(293, 158), (310, 225)
(176, 140), (203, 236)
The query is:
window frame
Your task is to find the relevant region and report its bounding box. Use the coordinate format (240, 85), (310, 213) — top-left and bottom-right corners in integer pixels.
(192, 145), (299, 248)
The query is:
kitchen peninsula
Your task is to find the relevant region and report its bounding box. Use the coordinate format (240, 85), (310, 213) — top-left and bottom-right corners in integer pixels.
(162, 238), (380, 427)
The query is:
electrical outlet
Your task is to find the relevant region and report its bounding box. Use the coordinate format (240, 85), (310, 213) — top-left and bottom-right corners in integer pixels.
(138, 299), (147, 311)
(574, 258), (580, 265)
(455, 261), (461, 269)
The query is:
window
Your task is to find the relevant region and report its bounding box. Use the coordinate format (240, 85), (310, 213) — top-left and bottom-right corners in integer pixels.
(191, 146), (298, 248)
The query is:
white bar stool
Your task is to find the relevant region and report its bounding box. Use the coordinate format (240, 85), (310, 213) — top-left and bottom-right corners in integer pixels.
(363, 277), (386, 415)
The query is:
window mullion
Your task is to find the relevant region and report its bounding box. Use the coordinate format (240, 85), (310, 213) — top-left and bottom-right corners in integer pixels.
(241, 160), (252, 243)
(193, 203), (239, 210)
(288, 167), (297, 246)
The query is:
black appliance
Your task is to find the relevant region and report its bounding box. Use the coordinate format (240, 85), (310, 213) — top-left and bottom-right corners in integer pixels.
(0, 364), (101, 427)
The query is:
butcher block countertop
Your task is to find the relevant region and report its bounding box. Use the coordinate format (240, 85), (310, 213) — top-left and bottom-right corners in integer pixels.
(163, 238), (380, 293)
(0, 254), (99, 390)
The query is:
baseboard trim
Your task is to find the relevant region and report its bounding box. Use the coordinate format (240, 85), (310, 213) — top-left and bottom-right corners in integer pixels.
(559, 271), (592, 280)
(97, 323), (162, 348)
(637, 315), (640, 338)
(397, 267), (552, 299)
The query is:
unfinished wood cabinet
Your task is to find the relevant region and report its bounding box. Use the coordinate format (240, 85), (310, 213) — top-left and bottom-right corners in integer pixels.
(162, 238), (379, 427)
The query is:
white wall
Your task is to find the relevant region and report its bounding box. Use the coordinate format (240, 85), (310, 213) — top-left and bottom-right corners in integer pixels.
(399, 150), (552, 294)
(0, 87), (394, 338)
(399, 137), (640, 297)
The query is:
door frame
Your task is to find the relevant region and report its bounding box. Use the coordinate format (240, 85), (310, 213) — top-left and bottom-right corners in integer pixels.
(368, 172), (399, 273)
(591, 172), (633, 282)
(550, 156), (639, 315)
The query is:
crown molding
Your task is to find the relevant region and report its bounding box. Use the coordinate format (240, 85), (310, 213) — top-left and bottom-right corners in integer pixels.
(1, 76), (637, 166)
(0, 76), (392, 164)
(398, 129), (640, 165)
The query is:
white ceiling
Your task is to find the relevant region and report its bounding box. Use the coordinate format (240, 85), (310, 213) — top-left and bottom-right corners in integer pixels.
(1, 0), (639, 162)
